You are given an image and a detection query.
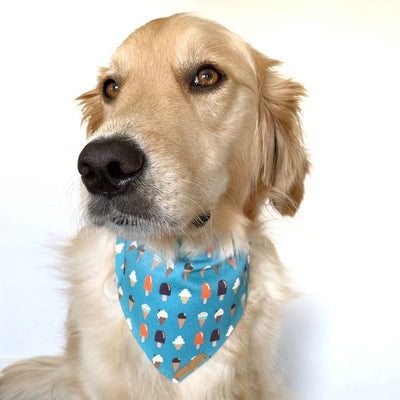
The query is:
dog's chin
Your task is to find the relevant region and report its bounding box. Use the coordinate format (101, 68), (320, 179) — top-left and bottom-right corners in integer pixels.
(86, 210), (180, 240)
(84, 197), (184, 240)
(109, 215), (180, 240)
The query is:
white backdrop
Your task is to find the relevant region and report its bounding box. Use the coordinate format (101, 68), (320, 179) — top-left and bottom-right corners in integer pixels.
(1, 1), (399, 399)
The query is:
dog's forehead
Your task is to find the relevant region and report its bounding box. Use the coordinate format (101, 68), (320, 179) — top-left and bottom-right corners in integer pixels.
(110, 14), (254, 77)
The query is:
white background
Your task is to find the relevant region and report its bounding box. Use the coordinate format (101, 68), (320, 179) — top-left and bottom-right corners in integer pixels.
(1, 1), (399, 399)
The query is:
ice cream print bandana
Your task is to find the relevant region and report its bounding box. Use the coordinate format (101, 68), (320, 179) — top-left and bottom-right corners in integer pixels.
(115, 237), (250, 382)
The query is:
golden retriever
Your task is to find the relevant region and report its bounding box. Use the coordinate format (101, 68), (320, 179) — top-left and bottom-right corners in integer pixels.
(0, 13), (309, 400)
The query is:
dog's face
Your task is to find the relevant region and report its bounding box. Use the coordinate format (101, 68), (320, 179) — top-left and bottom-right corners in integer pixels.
(77, 14), (309, 241)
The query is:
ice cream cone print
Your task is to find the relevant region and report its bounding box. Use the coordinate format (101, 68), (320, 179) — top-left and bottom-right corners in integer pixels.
(232, 277), (240, 294)
(129, 270), (137, 287)
(200, 265), (211, 278)
(122, 259), (127, 275)
(115, 243), (124, 255)
(127, 241), (137, 252)
(178, 313), (187, 329)
(231, 303), (236, 318)
(152, 254), (161, 270)
(152, 354), (163, 369)
(173, 335), (185, 350)
(179, 289), (191, 304)
(136, 244), (146, 262)
(184, 263), (193, 281)
(166, 260), (174, 278)
(129, 295), (134, 311)
(206, 246), (213, 258)
(172, 357), (181, 372)
(198, 312), (208, 328)
(141, 304), (150, 319)
(214, 308), (224, 324)
(157, 309), (168, 326)
(118, 286), (123, 300)
(228, 257), (237, 269)
(241, 293), (246, 309)
(213, 265), (220, 275)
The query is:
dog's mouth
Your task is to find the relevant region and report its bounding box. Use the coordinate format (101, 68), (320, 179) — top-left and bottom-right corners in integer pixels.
(84, 192), (211, 239)
(84, 193), (173, 238)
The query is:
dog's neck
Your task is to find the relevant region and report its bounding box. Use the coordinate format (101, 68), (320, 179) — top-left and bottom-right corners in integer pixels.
(124, 201), (253, 261)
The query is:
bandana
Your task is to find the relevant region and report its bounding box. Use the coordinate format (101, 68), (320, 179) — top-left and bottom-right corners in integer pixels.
(115, 238), (250, 382)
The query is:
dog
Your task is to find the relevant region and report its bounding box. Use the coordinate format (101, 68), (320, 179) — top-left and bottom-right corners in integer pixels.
(0, 13), (309, 400)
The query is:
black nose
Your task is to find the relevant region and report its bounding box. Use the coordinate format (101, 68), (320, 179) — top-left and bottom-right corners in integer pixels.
(77, 136), (146, 197)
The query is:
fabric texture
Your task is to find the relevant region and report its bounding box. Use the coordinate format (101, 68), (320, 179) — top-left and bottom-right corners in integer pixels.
(115, 238), (250, 382)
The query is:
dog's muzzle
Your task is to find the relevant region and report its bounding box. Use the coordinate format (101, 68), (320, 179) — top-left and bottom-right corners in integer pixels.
(77, 135), (146, 198)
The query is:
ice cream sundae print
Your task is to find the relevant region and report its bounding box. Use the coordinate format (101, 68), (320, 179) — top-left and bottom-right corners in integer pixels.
(115, 237), (251, 382)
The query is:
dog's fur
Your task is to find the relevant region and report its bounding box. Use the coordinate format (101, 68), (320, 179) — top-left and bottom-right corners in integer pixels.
(0, 14), (309, 399)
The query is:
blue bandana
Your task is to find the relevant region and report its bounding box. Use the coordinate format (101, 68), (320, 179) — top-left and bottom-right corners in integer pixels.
(115, 238), (250, 382)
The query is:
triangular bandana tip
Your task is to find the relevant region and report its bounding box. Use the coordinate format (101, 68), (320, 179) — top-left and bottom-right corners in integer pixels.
(115, 238), (250, 382)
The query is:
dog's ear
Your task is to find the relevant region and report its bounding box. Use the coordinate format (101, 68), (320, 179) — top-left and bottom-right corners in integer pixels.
(76, 79), (104, 136)
(253, 51), (310, 216)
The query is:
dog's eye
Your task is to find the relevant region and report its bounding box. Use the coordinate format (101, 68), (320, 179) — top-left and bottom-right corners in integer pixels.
(103, 79), (120, 100)
(193, 67), (221, 88)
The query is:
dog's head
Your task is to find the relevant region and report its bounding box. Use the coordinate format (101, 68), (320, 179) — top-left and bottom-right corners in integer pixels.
(77, 14), (309, 244)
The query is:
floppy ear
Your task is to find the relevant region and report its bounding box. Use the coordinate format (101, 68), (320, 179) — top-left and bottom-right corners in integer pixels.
(76, 67), (110, 136)
(76, 88), (104, 136)
(254, 52), (310, 216)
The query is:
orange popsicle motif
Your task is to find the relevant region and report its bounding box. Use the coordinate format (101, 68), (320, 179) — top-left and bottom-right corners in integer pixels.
(194, 332), (204, 350)
(201, 283), (211, 304)
(143, 275), (152, 296)
(140, 323), (148, 342)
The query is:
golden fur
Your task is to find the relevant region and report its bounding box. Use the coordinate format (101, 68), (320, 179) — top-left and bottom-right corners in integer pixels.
(0, 14), (309, 399)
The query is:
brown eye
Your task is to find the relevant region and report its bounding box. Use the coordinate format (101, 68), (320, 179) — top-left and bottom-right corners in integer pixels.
(103, 79), (119, 100)
(194, 67), (221, 87)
